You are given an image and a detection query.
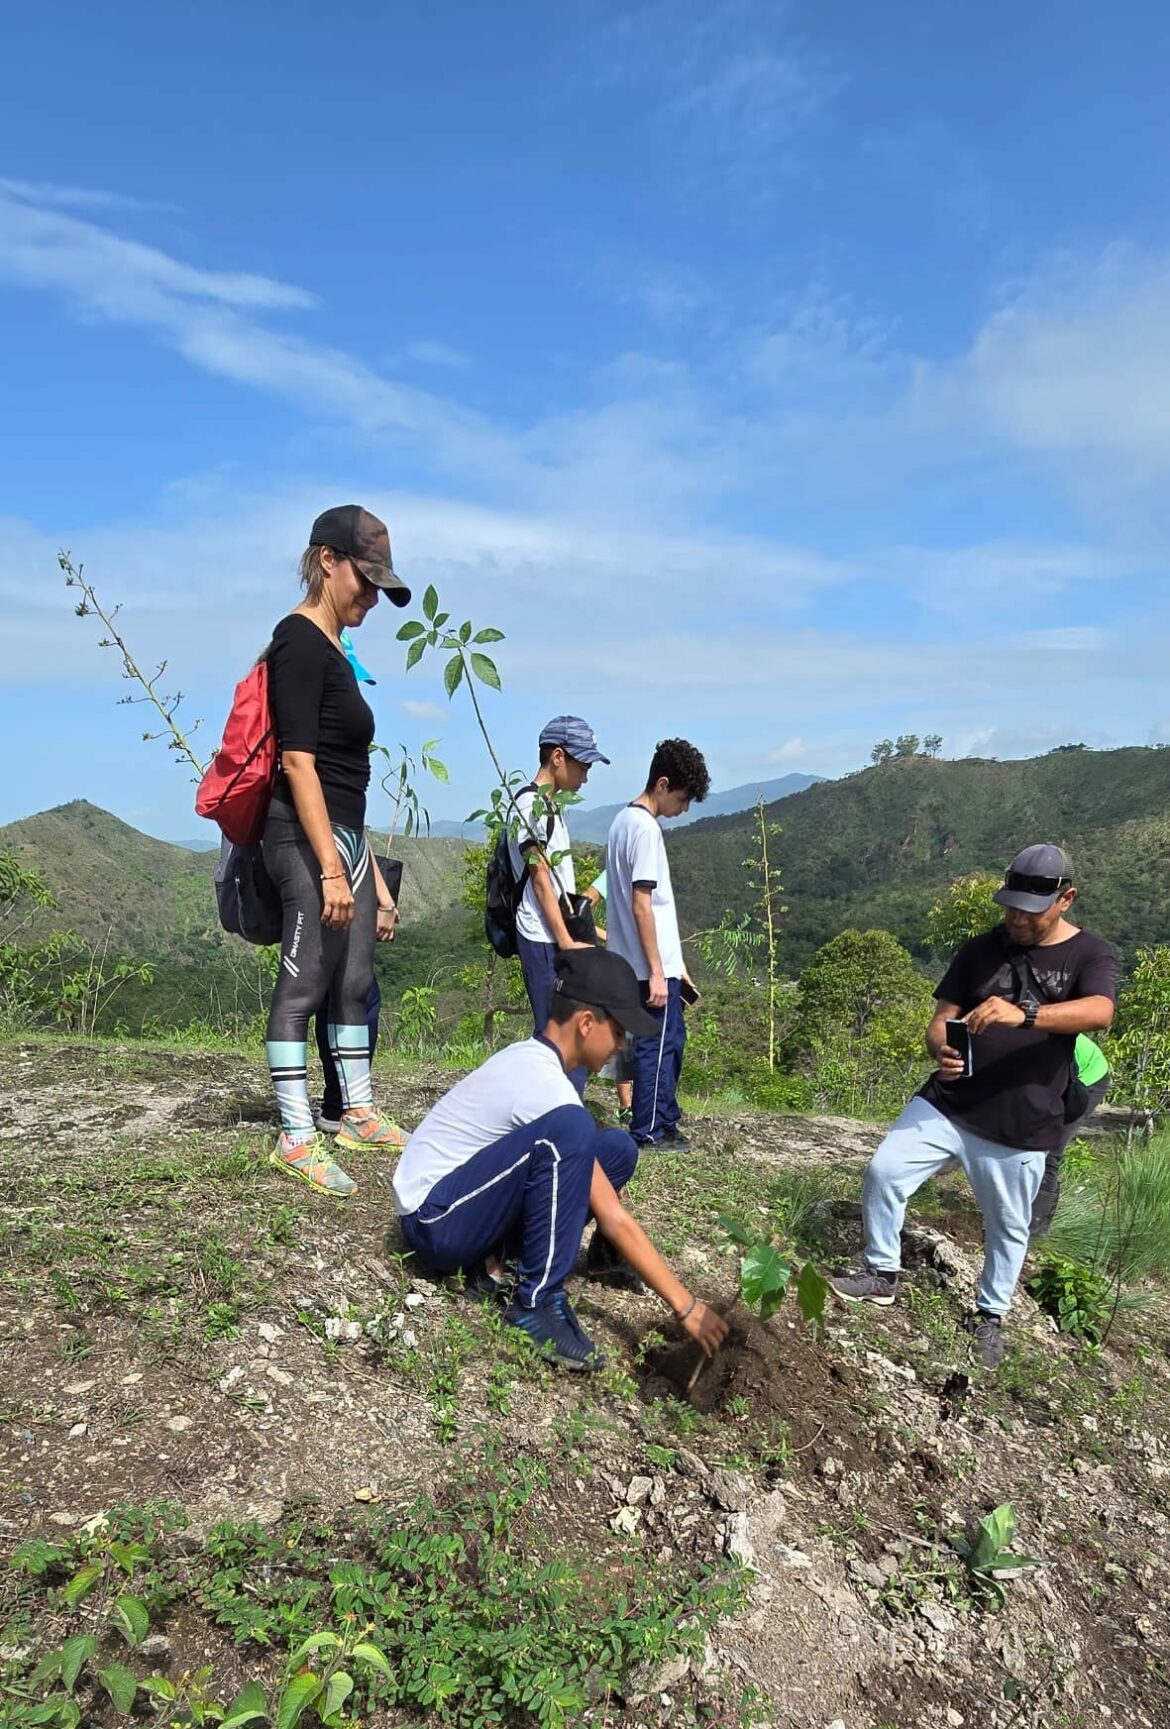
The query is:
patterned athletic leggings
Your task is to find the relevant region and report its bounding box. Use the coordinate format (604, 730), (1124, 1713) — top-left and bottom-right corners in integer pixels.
(261, 797), (377, 1141)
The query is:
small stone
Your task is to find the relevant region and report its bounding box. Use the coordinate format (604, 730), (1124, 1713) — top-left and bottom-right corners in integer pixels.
(650, 1477), (667, 1507)
(64, 1381), (95, 1395)
(708, 1467), (753, 1511)
(257, 1322), (283, 1343)
(611, 1506), (641, 1536)
(166, 1415), (193, 1431)
(265, 1366), (292, 1386)
(48, 1512), (75, 1526)
(404, 1292), (425, 1308)
(120, 1372), (143, 1385)
(324, 1317), (344, 1341)
(68, 1423), (87, 1439)
(341, 1320), (362, 1342)
(920, 1603), (956, 1636)
(139, 1633), (171, 1658)
(627, 1475), (654, 1505)
(674, 1447), (709, 1480)
(723, 1512), (756, 1568)
(353, 1486), (378, 1503)
(218, 1366), (245, 1393)
(245, 1498), (284, 1527)
(775, 1543), (812, 1569)
(946, 1711), (965, 1727)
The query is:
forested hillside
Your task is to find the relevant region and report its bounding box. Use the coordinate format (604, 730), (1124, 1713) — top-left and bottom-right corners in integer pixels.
(669, 746), (1170, 970)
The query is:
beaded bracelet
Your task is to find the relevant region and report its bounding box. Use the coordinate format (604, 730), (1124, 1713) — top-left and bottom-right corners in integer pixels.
(677, 1296), (697, 1322)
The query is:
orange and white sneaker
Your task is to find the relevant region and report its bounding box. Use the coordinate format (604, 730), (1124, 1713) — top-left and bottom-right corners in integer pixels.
(269, 1132), (356, 1196)
(335, 1107), (408, 1152)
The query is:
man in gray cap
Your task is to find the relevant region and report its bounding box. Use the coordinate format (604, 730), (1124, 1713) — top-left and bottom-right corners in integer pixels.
(829, 843), (1117, 1366)
(507, 716), (610, 1097)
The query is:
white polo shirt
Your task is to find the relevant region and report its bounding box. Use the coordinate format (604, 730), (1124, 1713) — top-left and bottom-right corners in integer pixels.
(605, 803), (684, 982)
(392, 1037), (584, 1215)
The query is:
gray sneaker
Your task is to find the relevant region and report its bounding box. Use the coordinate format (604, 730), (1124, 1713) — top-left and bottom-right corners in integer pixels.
(828, 1263), (899, 1306)
(963, 1309), (1005, 1369)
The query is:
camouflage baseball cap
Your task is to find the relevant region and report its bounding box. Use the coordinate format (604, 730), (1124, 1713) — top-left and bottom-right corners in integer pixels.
(309, 505), (412, 607)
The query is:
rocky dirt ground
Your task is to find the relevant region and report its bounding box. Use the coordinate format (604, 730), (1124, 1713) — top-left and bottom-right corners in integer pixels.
(1, 1036), (1169, 1729)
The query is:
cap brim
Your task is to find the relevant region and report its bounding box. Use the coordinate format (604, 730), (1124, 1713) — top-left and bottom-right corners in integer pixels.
(993, 886), (1060, 914)
(611, 998), (660, 1038)
(356, 560), (412, 607)
(578, 748), (611, 765)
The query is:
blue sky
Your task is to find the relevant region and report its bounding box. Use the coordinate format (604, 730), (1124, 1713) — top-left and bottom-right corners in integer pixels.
(4, 0), (1170, 843)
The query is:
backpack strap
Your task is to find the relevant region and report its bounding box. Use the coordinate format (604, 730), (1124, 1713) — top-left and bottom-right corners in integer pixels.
(512, 783), (558, 900)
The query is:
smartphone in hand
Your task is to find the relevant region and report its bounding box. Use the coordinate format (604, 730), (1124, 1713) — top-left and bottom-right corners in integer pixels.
(679, 978), (701, 1008)
(944, 1017), (974, 1078)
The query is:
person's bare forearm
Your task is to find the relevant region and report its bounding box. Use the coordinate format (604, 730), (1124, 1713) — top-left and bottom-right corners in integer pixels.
(282, 754), (342, 875)
(632, 892), (663, 975)
(1028, 996), (1115, 1034)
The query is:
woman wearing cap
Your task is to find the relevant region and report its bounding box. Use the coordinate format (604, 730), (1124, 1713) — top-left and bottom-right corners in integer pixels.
(261, 505), (412, 1196)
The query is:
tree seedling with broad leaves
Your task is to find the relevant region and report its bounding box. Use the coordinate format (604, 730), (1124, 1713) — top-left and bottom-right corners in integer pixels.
(686, 1215), (831, 1395)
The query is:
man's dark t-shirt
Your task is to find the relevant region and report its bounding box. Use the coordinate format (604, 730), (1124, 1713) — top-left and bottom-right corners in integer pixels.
(268, 615), (375, 830)
(919, 925), (1118, 1152)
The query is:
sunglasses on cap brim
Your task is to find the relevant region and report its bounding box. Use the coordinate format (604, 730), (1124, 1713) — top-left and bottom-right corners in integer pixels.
(1004, 872), (1072, 896)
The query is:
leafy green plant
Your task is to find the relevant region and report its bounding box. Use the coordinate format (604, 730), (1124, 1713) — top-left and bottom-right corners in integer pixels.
(1026, 1253), (1112, 1344)
(948, 1503), (1041, 1610)
(717, 1215), (829, 1334)
(371, 736), (448, 839)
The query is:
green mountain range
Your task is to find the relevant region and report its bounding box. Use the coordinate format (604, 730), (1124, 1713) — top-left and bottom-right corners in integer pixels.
(5, 746), (1170, 1035)
(667, 745), (1170, 971)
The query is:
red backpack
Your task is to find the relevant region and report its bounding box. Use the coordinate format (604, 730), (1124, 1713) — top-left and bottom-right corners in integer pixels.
(195, 655), (277, 845)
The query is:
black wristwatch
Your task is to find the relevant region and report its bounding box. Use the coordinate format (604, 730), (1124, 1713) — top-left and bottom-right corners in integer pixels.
(1022, 1002), (1039, 1029)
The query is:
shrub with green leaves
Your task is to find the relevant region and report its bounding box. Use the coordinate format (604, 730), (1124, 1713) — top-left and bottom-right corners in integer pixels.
(1026, 1253), (1112, 1344)
(948, 1503), (1041, 1611)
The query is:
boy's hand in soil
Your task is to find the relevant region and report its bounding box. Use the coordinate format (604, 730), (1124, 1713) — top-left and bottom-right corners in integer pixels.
(684, 1301), (728, 1357)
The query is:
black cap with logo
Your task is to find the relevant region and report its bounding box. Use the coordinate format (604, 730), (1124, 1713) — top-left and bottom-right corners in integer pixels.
(553, 948), (660, 1038)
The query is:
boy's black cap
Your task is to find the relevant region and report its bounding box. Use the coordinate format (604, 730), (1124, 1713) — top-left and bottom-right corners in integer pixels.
(309, 504), (412, 606)
(553, 948), (660, 1038)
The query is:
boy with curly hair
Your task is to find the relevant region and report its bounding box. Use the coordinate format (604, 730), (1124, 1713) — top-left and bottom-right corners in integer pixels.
(605, 738), (709, 1149)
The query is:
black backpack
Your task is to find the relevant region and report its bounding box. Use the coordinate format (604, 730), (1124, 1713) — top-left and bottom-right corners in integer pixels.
(484, 785), (554, 959)
(214, 837), (284, 947)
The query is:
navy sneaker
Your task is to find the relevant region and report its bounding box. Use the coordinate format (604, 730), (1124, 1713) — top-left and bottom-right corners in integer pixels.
(660, 1128), (691, 1151)
(503, 1290), (604, 1371)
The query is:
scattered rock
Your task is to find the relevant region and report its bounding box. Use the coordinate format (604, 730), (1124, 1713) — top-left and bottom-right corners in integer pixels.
(166, 1415), (193, 1432)
(624, 1650), (691, 1702)
(139, 1633), (170, 1658)
(723, 1511), (756, 1568)
(673, 1447), (709, 1480)
(611, 1505), (641, 1536)
(257, 1322), (283, 1343)
(708, 1467), (753, 1511)
(265, 1366), (293, 1386)
(626, 1475), (654, 1505)
(218, 1366), (245, 1393)
(918, 1602), (955, 1635)
(774, 1543), (812, 1569)
(64, 1380), (95, 1395)
(67, 1423), (87, 1439)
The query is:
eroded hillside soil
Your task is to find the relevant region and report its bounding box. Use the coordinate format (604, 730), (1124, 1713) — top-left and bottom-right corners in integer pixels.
(2, 1038), (1169, 1728)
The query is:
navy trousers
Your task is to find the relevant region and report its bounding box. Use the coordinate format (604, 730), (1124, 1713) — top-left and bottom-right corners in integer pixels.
(516, 931), (587, 1097)
(315, 978), (382, 1118)
(631, 977), (685, 1144)
(399, 1104), (637, 1307)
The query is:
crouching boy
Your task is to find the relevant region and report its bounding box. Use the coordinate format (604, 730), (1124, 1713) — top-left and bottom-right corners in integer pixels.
(392, 948), (728, 1371)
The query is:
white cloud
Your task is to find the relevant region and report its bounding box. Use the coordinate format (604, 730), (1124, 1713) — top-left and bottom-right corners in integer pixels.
(402, 340), (471, 369)
(764, 735), (806, 764)
(0, 177), (172, 214)
(402, 698), (448, 722)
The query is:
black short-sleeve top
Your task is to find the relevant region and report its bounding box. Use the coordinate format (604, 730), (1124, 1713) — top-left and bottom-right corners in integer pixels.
(267, 614), (375, 830)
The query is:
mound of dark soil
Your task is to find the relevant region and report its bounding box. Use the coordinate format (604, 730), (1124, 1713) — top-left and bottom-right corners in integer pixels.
(637, 1307), (867, 1465)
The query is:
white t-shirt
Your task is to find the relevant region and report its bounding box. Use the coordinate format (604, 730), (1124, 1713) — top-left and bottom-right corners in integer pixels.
(605, 803), (683, 982)
(392, 1037), (584, 1215)
(507, 784), (576, 945)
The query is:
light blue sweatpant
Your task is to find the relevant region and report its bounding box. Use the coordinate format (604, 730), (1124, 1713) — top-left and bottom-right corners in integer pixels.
(862, 1096), (1046, 1318)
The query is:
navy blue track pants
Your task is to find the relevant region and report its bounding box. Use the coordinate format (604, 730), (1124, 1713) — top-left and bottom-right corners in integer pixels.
(515, 932), (587, 1097)
(399, 1104), (637, 1307)
(631, 977), (685, 1144)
